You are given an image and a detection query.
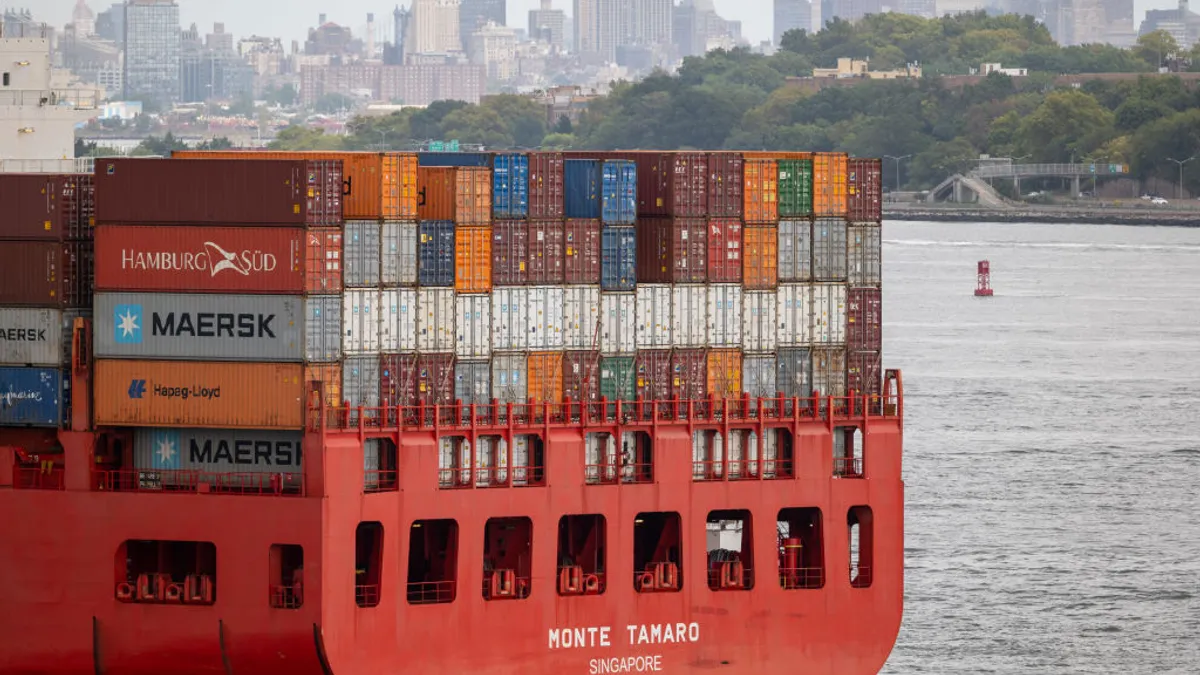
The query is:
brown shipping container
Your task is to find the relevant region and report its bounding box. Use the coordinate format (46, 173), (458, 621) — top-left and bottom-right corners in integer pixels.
(563, 350), (601, 402)
(306, 228), (344, 294)
(306, 362), (343, 409)
(528, 220), (566, 284)
(846, 350), (882, 397)
(492, 220), (529, 285)
(564, 218), (602, 284)
(528, 351), (565, 403)
(847, 288), (883, 352)
(706, 349), (743, 399)
(706, 218), (742, 283)
(0, 174), (94, 240)
(173, 150), (419, 220)
(418, 167), (456, 220)
(707, 152), (744, 217)
(636, 152), (707, 217)
(813, 152), (849, 217)
(847, 158), (882, 222)
(94, 158), (343, 226)
(415, 354), (455, 406)
(0, 241), (91, 307)
(671, 349), (707, 402)
(743, 225), (779, 290)
(455, 226), (493, 293)
(380, 353), (419, 408)
(637, 217), (707, 283)
(529, 152), (565, 219)
(744, 158), (778, 224)
(455, 167), (493, 225)
(94, 360), (304, 429)
(635, 350), (671, 401)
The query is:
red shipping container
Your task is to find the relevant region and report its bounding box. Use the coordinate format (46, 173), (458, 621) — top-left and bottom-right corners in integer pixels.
(417, 166), (456, 221)
(529, 152), (565, 219)
(0, 174), (94, 240)
(848, 158), (883, 222)
(846, 350), (882, 397)
(94, 158), (343, 226)
(492, 220), (529, 285)
(305, 227), (344, 294)
(564, 218), (602, 284)
(563, 350), (601, 403)
(707, 152), (744, 218)
(636, 217), (707, 283)
(94, 225), (307, 294)
(635, 152), (707, 217)
(847, 288), (883, 352)
(670, 348), (707, 401)
(634, 349), (671, 401)
(380, 353), (419, 408)
(415, 353), (455, 406)
(0, 241), (92, 307)
(706, 218), (742, 283)
(528, 219), (566, 284)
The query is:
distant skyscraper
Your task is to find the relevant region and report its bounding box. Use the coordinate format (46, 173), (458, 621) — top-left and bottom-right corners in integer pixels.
(631, 0), (672, 45)
(529, 0), (566, 49)
(827, 0), (882, 22)
(774, 0), (813, 42)
(387, 5), (411, 63)
(574, 0), (599, 56)
(460, 0), (505, 52)
(95, 3), (125, 44)
(72, 0), (97, 37)
(124, 0), (181, 103)
(895, 0), (936, 18)
(412, 0), (463, 53)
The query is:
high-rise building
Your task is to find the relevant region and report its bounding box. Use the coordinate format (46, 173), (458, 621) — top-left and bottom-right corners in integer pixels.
(123, 0), (181, 103)
(412, 0), (464, 53)
(631, 0), (672, 45)
(895, 0), (936, 18)
(529, 0), (566, 50)
(574, 0), (599, 55)
(774, 0), (813, 42)
(72, 0), (97, 37)
(95, 3), (125, 44)
(460, 0), (506, 52)
(826, 0), (882, 23)
(469, 21), (517, 80)
(386, 5), (412, 64)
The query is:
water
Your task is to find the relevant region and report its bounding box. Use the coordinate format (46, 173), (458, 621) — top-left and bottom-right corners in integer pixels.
(879, 222), (1200, 674)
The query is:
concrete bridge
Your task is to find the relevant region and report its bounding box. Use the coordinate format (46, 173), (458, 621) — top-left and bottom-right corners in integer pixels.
(926, 162), (1130, 207)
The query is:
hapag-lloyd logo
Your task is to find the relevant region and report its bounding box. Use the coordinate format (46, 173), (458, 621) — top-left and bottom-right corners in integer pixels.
(122, 242), (279, 277)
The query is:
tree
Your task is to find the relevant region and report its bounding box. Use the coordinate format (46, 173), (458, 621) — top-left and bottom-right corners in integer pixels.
(1016, 90), (1115, 161)
(1134, 31), (1179, 70)
(554, 115), (573, 134)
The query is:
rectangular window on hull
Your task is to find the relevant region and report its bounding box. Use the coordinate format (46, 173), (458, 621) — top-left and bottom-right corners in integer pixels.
(364, 438), (398, 492)
(833, 426), (863, 478)
(706, 510), (753, 591)
(483, 516), (533, 600)
(633, 512), (682, 593)
(407, 519), (458, 604)
(356, 522), (383, 607)
(115, 540), (216, 605)
(848, 506), (874, 588)
(778, 508), (824, 589)
(585, 431), (653, 484)
(269, 544), (304, 609)
(557, 514), (606, 596)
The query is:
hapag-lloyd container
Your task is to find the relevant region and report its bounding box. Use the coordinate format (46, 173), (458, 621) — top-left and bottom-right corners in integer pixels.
(707, 284), (742, 347)
(306, 228), (344, 294)
(671, 285), (706, 348)
(813, 217), (848, 281)
(601, 160), (637, 225)
(94, 293), (304, 362)
(0, 309), (65, 366)
(600, 227), (636, 291)
(707, 218), (742, 283)
(417, 288), (455, 352)
(563, 286), (600, 349)
(528, 220), (566, 284)
(415, 353), (455, 406)
(636, 152), (706, 217)
(305, 295), (342, 362)
(600, 355), (635, 401)
(565, 219), (602, 284)
(380, 288), (417, 352)
(776, 348), (811, 398)
(707, 152), (744, 217)
(637, 217), (706, 283)
(380, 353), (418, 408)
(454, 360), (491, 406)
(417, 167), (456, 221)
(743, 158), (778, 224)
(671, 349), (706, 401)
(813, 283), (848, 344)
(847, 288), (882, 352)
(848, 224), (882, 287)
(0, 241), (92, 308)
(381, 221), (418, 286)
(93, 360), (304, 429)
(344, 221), (381, 287)
(343, 355), (382, 409)
(706, 349), (742, 399)
(492, 354), (528, 403)
(455, 226), (493, 293)
(492, 221), (529, 285)
(742, 226), (778, 290)
(529, 152), (565, 219)
(848, 158), (883, 222)
(455, 167), (493, 225)
(94, 158), (343, 226)
(132, 428), (304, 475)
(564, 159), (600, 219)
(528, 351), (564, 403)
(778, 157), (814, 217)
(778, 220), (812, 282)
(493, 154), (529, 219)
(847, 349), (882, 397)
(0, 367), (65, 426)
(635, 285), (671, 349)
(813, 152), (849, 217)
(741, 290), (777, 353)
(635, 349), (670, 401)
(600, 292), (636, 354)
(418, 220), (455, 287)
(742, 355), (776, 398)
(563, 350), (600, 402)
(343, 289), (380, 355)
(0, 173), (94, 240)
(456, 293), (491, 359)
(777, 284), (811, 346)
(812, 347), (847, 396)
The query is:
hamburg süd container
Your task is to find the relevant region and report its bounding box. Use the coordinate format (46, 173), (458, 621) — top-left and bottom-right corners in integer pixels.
(564, 159), (600, 219)
(848, 158), (883, 223)
(380, 353), (418, 408)
(380, 288), (417, 352)
(563, 350), (601, 402)
(778, 157), (814, 217)
(635, 285), (672, 349)
(344, 221), (382, 288)
(671, 284), (706, 348)
(813, 283), (848, 344)
(528, 220), (566, 284)
(93, 360), (304, 429)
(635, 152), (706, 217)
(847, 349), (882, 397)
(492, 354), (528, 403)
(306, 362), (342, 408)
(812, 347), (847, 396)
(636, 217), (707, 284)
(381, 220), (418, 286)
(306, 227), (344, 294)
(563, 286), (601, 350)
(94, 158), (343, 227)
(492, 220), (529, 285)
(813, 217), (848, 281)
(455, 226), (493, 293)
(455, 167), (493, 225)
(707, 218), (742, 283)
(0, 173), (94, 241)
(777, 284), (811, 346)
(707, 284), (742, 348)
(743, 158), (778, 224)
(415, 353), (455, 406)
(454, 359), (491, 406)
(491, 287), (530, 351)
(418, 220), (455, 287)
(848, 224), (882, 287)
(417, 288), (456, 353)
(0, 366), (65, 427)
(776, 348), (811, 398)
(635, 349), (670, 401)
(305, 295), (342, 362)
(94, 293), (304, 362)
(600, 292), (636, 354)
(528, 351), (564, 403)
(706, 349), (742, 399)
(599, 355), (635, 401)
(343, 355), (382, 409)
(342, 289), (381, 355)
(600, 226), (636, 291)
(417, 167), (456, 221)
(707, 152), (744, 218)
(670, 348), (706, 401)
(742, 225), (779, 290)
(0, 241), (92, 308)
(529, 152), (565, 219)
(455, 293), (491, 359)
(847, 288), (882, 353)
(0, 309), (65, 367)
(493, 153), (529, 219)
(132, 427), (304, 474)
(601, 160), (637, 225)
(813, 152), (849, 217)
(564, 219), (602, 284)
(742, 355), (776, 398)
(741, 290), (778, 353)
(778, 219), (812, 283)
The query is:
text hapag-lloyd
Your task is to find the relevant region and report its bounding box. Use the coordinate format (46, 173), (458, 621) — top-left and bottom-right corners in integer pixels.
(121, 242), (278, 277)
(153, 384), (221, 401)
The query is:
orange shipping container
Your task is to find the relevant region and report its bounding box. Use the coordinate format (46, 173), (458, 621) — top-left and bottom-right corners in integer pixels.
(305, 362), (343, 410)
(456, 167), (493, 225)
(94, 360), (304, 430)
(743, 225), (779, 290)
(527, 351), (564, 403)
(706, 349), (743, 399)
(418, 167), (456, 220)
(744, 159), (778, 224)
(306, 227), (343, 294)
(813, 152), (848, 217)
(455, 226), (493, 293)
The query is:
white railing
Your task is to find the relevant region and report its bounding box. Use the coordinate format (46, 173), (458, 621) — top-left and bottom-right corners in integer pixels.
(0, 89), (101, 109)
(971, 163), (1128, 179)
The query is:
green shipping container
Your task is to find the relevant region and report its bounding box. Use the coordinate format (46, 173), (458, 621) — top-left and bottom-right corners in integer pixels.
(599, 356), (636, 401)
(778, 159), (814, 217)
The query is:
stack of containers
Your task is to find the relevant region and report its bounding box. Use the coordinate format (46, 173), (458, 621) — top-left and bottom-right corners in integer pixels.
(0, 174), (95, 427)
(846, 158), (884, 398)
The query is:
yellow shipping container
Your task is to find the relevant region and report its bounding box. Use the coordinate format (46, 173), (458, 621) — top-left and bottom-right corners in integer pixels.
(813, 152), (849, 217)
(706, 349), (743, 400)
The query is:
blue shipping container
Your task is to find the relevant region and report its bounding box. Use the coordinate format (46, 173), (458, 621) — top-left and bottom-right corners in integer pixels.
(493, 153), (530, 219)
(600, 226), (636, 291)
(418, 220), (456, 287)
(601, 160), (637, 225)
(0, 367), (65, 427)
(564, 159), (601, 219)
(418, 152), (492, 167)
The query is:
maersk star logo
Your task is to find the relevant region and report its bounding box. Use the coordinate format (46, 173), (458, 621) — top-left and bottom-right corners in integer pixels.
(113, 304), (143, 344)
(150, 429), (182, 470)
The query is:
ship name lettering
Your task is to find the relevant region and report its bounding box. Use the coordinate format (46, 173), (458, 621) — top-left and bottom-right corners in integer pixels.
(589, 655), (663, 674)
(152, 311), (276, 339)
(189, 439), (301, 467)
(548, 626), (611, 649)
(626, 623), (699, 645)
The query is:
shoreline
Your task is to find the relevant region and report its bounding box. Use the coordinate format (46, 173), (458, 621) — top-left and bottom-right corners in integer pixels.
(883, 206), (1200, 226)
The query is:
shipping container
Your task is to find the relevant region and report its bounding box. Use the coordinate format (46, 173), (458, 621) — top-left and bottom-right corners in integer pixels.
(706, 349), (742, 399)
(529, 286), (566, 350)
(493, 153), (529, 219)
(0, 173), (93, 240)
(418, 220), (455, 287)
(0, 241), (91, 308)
(670, 349), (707, 401)
(744, 158), (778, 224)
(305, 362), (342, 409)
(742, 226), (778, 290)
(777, 284), (811, 346)
(93, 360), (303, 429)
(564, 219), (602, 284)
(418, 152), (491, 167)
(848, 224), (882, 287)
(380, 288), (417, 352)
(132, 427), (304, 474)
(847, 158), (883, 223)
(381, 220), (418, 286)
(601, 160), (637, 225)
(455, 167), (492, 225)
(600, 292), (636, 354)
(418, 167), (456, 221)
(342, 289), (380, 355)
(454, 360), (491, 406)
(344, 221), (381, 287)
(776, 348), (811, 398)
(529, 152), (565, 219)
(563, 350), (601, 402)
(94, 158), (343, 226)
(847, 288), (882, 353)
(813, 152), (849, 217)
(0, 366), (65, 426)
(741, 290), (778, 353)
(635, 152), (706, 217)
(491, 287), (529, 351)
(455, 226), (493, 293)
(812, 347), (847, 396)
(813, 217), (848, 281)
(528, 351), (564, 403)
(707, 284), (742, 348)
(813, 283), (848, 344)
(0, 309), (64, 366)
(634, 349), (671, 401)
(671, 285), (706, 348)
(742, 355), (776, 398)
(707, 152), (744, 218)
(707, 218), (742, 283)
(599, 355), (635, 401)
(846, 349), (882, 397)
(94, 293), (304, 362)
(415, 353), (456, 406)
(636, 217), (706, 283)
(380, 353), (418, 408)
(600, 226), (636, 291)
(492, 354), (528, 404)
(417, 288), (456, 353)
(778, 219), (812, 283)
(563, 285), (601, 349)
(778, 157), (814, 218)
(382, 153), (421, 220)
(455, 293), (491, 359)
(491, 220), (529, 285)
(564, 159), (600, 219)
(305, 295), (342, 362)
(635, 285), (672, 349)
(527, 220), (566, 284)
(343, 355), (382, 409)
(306, 228), (344, 294)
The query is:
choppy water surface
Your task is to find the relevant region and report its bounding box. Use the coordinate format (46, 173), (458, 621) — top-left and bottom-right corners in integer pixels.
(879, 222), (1200, 674)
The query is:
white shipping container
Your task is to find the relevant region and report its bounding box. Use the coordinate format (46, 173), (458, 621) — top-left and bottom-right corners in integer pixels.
(599, 292), (636, 354)
(455, 293), (491, 359)
(742, 355), (776, 398)
(528, 286), (565, 350)
(706, 284), (742, 347)
(343, 354), (382, 408)
(848, 224), (882, 287)
(741, 291), (777, 352)
(382, 221), (418, 286)
(776, 284), (810, 346)
(417, 288), (456, 352)
(0, 308), (64, 366)
(491, 288), (530, 351)
(671, 285), (706, 348)
(342, 289), (380, 355)
(812, 347), (847, 396)
(379, 288), (417, 352)
(563, 285), (601, 349)
(305, 295), (342, 362)
(812, 283), (847, 344)
(492, 353), (528, 403)
(344, 220), (382, 287)
(635, 285), (672, 349)
(778, 219), (813, 282)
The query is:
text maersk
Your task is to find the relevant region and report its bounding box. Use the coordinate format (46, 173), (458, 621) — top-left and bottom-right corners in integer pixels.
(121, 243), (279, 277)
(0, 328), (48, 342)
(153, 312), (276, 338)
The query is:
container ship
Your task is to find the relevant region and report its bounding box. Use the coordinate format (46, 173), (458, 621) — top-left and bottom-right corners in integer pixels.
(0, 147), (903, 674)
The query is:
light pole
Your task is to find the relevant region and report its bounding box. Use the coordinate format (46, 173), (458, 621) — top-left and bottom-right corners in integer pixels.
(1166, 156), (1195, 201)
(884, 155), (911, 192)
(377, 130), (391, 150)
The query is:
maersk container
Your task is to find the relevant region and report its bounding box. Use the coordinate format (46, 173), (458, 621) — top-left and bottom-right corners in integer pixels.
(492, 221), (529, 285)
(529, 152), (565, 219)
(0, 309), (64, 367)
(342, 289), (380, 355)
(600, 292), (636, 354)
(528, 220), (566, 284)
(707, 218), (742, 283)
(778, 219), (813, 282)
(847, 349), (882, 397)
(455, 293), (491, 359)
(599, 355), (635, 401)
(380, 353), (418, 408)
(847, 288), (882, 352)
(707, 152), (744, 218)
(529, 286), (566, 350)
(94, 293), (304, 362)
(813, 283), (847, 344)
(777, 284), (811, 346)
(380, 288), (417, 352)
(418, 152), (491, 167)
(564, 159), (600, 219)
(634, 350), (671, 401)
(600, 227), (636, 291)
(776, 348), (811, 398)
(563, 350), (601, 402)
(563, 285), (600, 350)
(454, 360), (491, 405)
(672, 349), (707, 401)
(305, 295), (342, 362)
(344, 220), (381, 287)
(415, 353), (456, 406)
(741, 290), (777, 353)
(0, 367), (65, 427)
(812, 347), (847, 396)
(637, 217), (706, 284)
(381, 221), (418, 286)
(492, 354), (528, 404)
(671, 285), (706, 348)
(564, 219), (602, 284)
(707, 284), (742, 348)
(813, 217), (848, 281)
(132, 428), (303, 474)
(778, 157), (814, 217)
(418, 220), (455, 287)
(847, 158), (883, 222)
(491, 288), (530, 351)
(0, 173), (94, 241)
(635, 285), (672, 349)
(417, 288), (456, 353)
(601, 160), (637, 225)
(493, 153), (529, 219)
(343, 355), (382, 409)
(848, 224), (882, 287)
(742, 355), (776, 398)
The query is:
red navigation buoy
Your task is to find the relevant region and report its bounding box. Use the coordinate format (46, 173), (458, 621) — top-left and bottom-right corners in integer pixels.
(975, 260), (993, 297)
